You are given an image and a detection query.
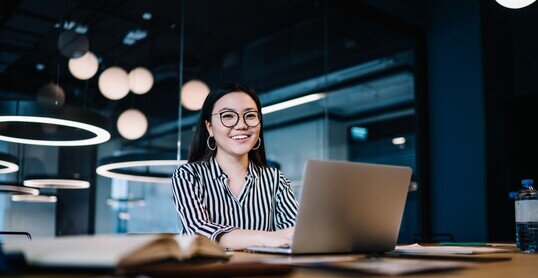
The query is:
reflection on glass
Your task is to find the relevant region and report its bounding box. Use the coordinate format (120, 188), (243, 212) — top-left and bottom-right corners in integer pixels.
(0, 1), (423, 241)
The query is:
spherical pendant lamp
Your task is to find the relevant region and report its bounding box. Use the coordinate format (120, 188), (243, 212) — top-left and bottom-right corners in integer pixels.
(495, 0), (536, 9)
(117, 109), (148, 140)
(68, 51), (99, 80)
(36, 83), (65, 108)
(98, 67), (130, 100)
(180, 79), (210, 111)
(128, 67), (154, 95)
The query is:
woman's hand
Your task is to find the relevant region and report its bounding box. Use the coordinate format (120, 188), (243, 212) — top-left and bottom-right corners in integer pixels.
(219, 227), (295, 250)
(257, 227), (295, 248)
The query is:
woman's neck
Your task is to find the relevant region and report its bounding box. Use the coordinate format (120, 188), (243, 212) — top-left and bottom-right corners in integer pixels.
(215, 151), (249, 177)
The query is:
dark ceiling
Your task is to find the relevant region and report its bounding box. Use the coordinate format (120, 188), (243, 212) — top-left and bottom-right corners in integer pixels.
(0, 0), (413, 142)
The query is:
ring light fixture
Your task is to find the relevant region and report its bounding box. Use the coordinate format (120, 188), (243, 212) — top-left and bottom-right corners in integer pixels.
(0, 153), (19, 174)
(97, 153), (186, 184)
(0, 183), (39, 195)
(0, 102), (110, 146)
(23, 178), (90, 189)
(11, 195), (57, 203)
(107, 198), (146, 207)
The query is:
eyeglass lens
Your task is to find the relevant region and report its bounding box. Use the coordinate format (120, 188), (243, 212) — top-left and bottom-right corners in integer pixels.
(220, 111), (260, 127)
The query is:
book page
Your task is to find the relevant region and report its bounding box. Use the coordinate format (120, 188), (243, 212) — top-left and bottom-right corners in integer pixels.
(175, 235), (226, 258)
(2, 234), (165, 268)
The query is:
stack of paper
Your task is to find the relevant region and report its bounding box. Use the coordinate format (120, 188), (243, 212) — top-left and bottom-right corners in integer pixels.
(391, 243), (512, 255)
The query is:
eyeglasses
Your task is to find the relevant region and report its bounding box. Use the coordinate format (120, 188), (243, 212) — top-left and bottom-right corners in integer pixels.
(211, 111), (261, 128)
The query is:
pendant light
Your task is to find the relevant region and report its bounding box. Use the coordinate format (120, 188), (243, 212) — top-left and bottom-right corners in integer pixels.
(128, 67), (154, 95)
(23, 177), (90, 189)
(0, 183), (39, 195)
(11, 195), (57, 203)
(117, 109), (148, 140)
(181, 79), (210, 111)
(97, 153), (184, 184)
(0, 153), (19, 174)
(0, 101), (110, 147)
(1, 145), (38, 195)
(68, 51), (99, 80)
(495, 0), (536, 9)
(98, 67), (130, 100)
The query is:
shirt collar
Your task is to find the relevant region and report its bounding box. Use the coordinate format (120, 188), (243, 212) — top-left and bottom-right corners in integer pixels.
(246, 160), (259, 181)
(208, 157), (226, 180)
(208, 157), (259, 181)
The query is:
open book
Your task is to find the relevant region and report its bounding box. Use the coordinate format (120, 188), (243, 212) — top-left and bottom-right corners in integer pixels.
(2, 234), (227, 269)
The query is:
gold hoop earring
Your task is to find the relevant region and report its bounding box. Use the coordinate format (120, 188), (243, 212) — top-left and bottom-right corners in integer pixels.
(252, 137), (262, 150)
(207, 136), (217, 151)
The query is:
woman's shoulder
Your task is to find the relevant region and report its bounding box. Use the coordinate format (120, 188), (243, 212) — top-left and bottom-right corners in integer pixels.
(174, 160), (210, 177)
(251, 163), (281, 178)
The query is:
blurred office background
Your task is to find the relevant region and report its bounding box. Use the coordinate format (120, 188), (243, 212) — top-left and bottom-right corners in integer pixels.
(0, 0), (536, 243)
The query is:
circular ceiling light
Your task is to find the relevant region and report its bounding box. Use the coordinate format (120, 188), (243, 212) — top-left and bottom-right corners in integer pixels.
(23, 178), (90, 189)
(0, 101), (110, 146)
(495, 0), (536, 8)
(181, 79), (210, 111)
(11, 195), (57, 203)
(117, 109), (147, 140)
(0, 183), (39, 195)
(97, 153), (186, 183)
(0, 153), (19, 174)
(98, 67), (130, 100)
(57, 31), (89, 58)
(36, 83), (65, 108)
(68, 51), (99, 80)
(107, 198), (146, 207)
(128, 67), (154, 95)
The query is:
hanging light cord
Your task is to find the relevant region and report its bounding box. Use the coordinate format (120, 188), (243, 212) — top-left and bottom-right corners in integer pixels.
(176, 0), (185, 162)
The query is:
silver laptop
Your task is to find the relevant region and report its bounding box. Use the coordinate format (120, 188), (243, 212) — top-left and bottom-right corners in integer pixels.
(247, 159), (412, 254)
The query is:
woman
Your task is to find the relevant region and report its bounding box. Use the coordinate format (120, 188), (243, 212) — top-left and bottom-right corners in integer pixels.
(171, 83), (298, 250)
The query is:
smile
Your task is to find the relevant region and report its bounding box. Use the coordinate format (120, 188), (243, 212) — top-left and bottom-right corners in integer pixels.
(231, 134), (252, 141)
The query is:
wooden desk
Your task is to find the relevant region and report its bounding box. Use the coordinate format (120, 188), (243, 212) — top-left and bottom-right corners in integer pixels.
(229, 249), (536, 278)
(13, 248), (538, 277)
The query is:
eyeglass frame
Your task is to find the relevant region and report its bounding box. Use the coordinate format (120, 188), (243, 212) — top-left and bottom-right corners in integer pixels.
(211, 110), (262, 128)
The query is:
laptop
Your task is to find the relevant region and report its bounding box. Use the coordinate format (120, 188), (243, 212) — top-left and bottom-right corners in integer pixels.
(247, 159), (412, 254)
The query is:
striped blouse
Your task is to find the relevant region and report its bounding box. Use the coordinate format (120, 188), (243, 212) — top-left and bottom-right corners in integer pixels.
(171, 157), (299, 241)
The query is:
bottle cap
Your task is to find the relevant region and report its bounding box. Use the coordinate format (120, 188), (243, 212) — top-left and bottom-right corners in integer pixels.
(522, 179), (534, 189)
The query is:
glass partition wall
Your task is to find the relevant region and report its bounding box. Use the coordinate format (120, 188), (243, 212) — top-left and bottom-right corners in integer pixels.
(0, 0), (424, 244)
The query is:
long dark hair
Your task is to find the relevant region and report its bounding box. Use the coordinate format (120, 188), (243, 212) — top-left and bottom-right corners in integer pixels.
(188, 83), (267, 166)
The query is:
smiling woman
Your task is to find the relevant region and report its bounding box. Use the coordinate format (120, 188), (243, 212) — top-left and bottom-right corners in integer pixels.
(171, 83), (298, 250)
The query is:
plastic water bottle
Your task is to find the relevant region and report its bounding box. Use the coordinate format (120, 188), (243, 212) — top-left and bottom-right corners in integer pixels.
(515, 179), (538, 252)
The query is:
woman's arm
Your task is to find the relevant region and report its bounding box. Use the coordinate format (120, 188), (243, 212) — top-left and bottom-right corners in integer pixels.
(172, 167), (236, 240)
(219, 227), (294, 250)
(220, 170), (299, 250)
(274, 170), (299, 229)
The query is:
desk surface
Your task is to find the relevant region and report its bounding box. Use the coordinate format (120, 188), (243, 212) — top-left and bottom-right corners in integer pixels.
(229, 249), (536, 278)
(14, 247), (537, 277)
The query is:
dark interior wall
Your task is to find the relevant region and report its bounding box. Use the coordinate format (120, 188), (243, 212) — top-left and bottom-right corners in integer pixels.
(427, 0), (487, 241)
(510, 5), (538, 184)
(481, 0), (515, 242)
(358, 0), (428, 28)
(482, 1), (538, 241)
(513, 5), (538, 96)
